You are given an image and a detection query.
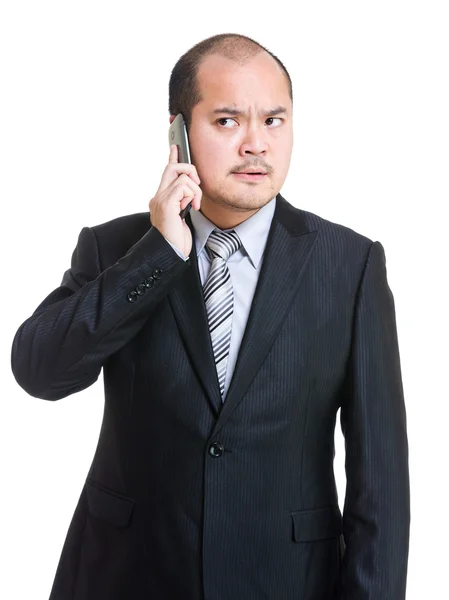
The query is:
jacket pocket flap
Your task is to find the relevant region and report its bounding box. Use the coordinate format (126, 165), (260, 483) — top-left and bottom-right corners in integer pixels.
(291, 505), (342, 542)
(86, 479), (135, 528)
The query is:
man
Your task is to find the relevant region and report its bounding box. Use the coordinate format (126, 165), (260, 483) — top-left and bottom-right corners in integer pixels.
(11, 33), (410, 600)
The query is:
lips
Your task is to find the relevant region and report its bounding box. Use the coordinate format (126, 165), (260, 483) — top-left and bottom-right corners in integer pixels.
(234, 170), (267, 175)
(232, 172), (267, 182)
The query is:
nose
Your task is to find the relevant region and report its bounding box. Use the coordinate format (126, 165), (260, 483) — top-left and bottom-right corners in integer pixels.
(239, 125), (269, 157)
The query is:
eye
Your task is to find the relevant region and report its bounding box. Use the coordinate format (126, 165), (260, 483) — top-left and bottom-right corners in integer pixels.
(266, 117), (283, 127)
(217, 118), (237, 128)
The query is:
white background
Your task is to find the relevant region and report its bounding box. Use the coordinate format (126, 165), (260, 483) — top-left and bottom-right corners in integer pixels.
(1, 1), (447, 598)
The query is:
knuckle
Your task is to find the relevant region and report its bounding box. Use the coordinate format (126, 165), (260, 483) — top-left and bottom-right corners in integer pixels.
(177, 173), (190, 183)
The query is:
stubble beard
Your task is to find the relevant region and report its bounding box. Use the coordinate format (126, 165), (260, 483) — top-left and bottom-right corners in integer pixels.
(202, 177), (277, 213)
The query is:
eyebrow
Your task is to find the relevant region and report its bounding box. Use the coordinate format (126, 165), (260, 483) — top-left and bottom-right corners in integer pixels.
(212, 105), (288, 117)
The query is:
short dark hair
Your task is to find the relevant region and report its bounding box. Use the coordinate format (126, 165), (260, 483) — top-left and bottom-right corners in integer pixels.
(168, 33), (293, 132)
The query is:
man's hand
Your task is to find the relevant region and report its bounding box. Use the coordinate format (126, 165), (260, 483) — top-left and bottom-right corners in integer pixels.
(149, 144), (202, 257)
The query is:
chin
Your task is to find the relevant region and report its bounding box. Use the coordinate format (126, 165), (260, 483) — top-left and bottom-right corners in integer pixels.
(228, 193), (274, 211)
(203, 179), (276, 206)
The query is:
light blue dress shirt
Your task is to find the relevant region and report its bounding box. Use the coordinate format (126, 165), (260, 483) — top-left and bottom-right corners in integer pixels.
(164, 197), (276, 399)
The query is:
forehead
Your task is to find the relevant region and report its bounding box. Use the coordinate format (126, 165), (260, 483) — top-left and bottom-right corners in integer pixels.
(195, 52), (291, 111)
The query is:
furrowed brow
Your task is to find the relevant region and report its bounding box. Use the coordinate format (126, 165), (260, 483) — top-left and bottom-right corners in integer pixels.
(265, 106), (288, 117)
(212, 106), (288, 117)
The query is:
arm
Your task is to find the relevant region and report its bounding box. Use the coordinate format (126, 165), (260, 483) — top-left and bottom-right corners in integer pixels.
(338, 241), (410, 599)
(11, 223), (189, 401)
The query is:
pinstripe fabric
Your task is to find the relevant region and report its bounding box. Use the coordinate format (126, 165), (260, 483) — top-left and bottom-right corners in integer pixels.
(10, 193), (410, 600)
(203, 229), (242, 400)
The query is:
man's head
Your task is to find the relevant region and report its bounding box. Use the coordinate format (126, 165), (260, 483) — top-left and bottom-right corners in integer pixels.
(168, 34), (293, 228)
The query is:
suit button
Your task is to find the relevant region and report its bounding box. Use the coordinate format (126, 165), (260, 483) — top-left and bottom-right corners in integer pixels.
(209, 442), (224, 457)
(136, 283), (146, 295)
(127, 290), (138, 303)
(144, 276), (155, 288)
(152, 269), (163, 280)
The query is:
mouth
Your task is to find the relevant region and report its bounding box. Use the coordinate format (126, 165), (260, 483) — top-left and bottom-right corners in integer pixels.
(232, 171), (267, 181)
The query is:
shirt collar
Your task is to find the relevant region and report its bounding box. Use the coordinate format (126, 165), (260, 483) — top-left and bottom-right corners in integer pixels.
(189, 196), (276, 269)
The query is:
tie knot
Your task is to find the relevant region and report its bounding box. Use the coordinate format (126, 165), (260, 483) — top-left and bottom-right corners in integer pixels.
(206, 229), (242, 261)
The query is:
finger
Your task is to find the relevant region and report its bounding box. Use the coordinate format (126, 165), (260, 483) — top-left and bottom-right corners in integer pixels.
(180, 190), (201, 213)
(159, 163), (200, 193)
(180, 195), (194, 210)
(168, 144), (178, 163)
(180, 182), (201, 211)
(169, 162), (200, 184)
(178, 185), (195, 209)
(171, 177), (201, 207)
(175, 174), (202, 197)
(167, 148), (200, 184)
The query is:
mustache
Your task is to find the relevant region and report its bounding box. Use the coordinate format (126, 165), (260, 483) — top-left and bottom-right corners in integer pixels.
(230, 163), (272, 174)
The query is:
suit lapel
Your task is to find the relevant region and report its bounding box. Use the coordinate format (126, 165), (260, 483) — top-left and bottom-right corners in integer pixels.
(168, 193), (319, 426)
(168, 219), (223, 416)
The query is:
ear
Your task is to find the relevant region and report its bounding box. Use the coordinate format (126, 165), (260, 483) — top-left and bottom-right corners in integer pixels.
(169, 115), (176, 124)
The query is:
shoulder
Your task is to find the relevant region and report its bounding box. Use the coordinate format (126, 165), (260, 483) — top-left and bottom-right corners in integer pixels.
(302, 208), (373, 247)
(86, 211), (153, 267)
(294, 206), (374, 267)
(314, 209), (374, 272)
(90, 211), (151, 240)
(278, 197), (375, 274)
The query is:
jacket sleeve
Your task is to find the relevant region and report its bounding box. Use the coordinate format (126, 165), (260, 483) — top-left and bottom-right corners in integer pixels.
(338, 241), (410, 599)
(11, 224), (190, 401)
(164, 236), (189, 261)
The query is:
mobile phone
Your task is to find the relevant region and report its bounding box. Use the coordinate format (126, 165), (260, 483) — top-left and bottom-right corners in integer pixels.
(168, 113), (193, 219)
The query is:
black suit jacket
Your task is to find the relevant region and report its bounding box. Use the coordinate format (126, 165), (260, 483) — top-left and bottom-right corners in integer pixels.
(11, 193), (410, 600)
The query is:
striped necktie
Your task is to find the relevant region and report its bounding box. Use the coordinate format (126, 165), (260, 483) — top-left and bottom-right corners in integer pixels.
(203, 228), (242, 400)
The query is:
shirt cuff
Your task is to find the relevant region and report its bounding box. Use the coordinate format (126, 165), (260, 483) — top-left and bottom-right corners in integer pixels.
(164, 237), (189, 262)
